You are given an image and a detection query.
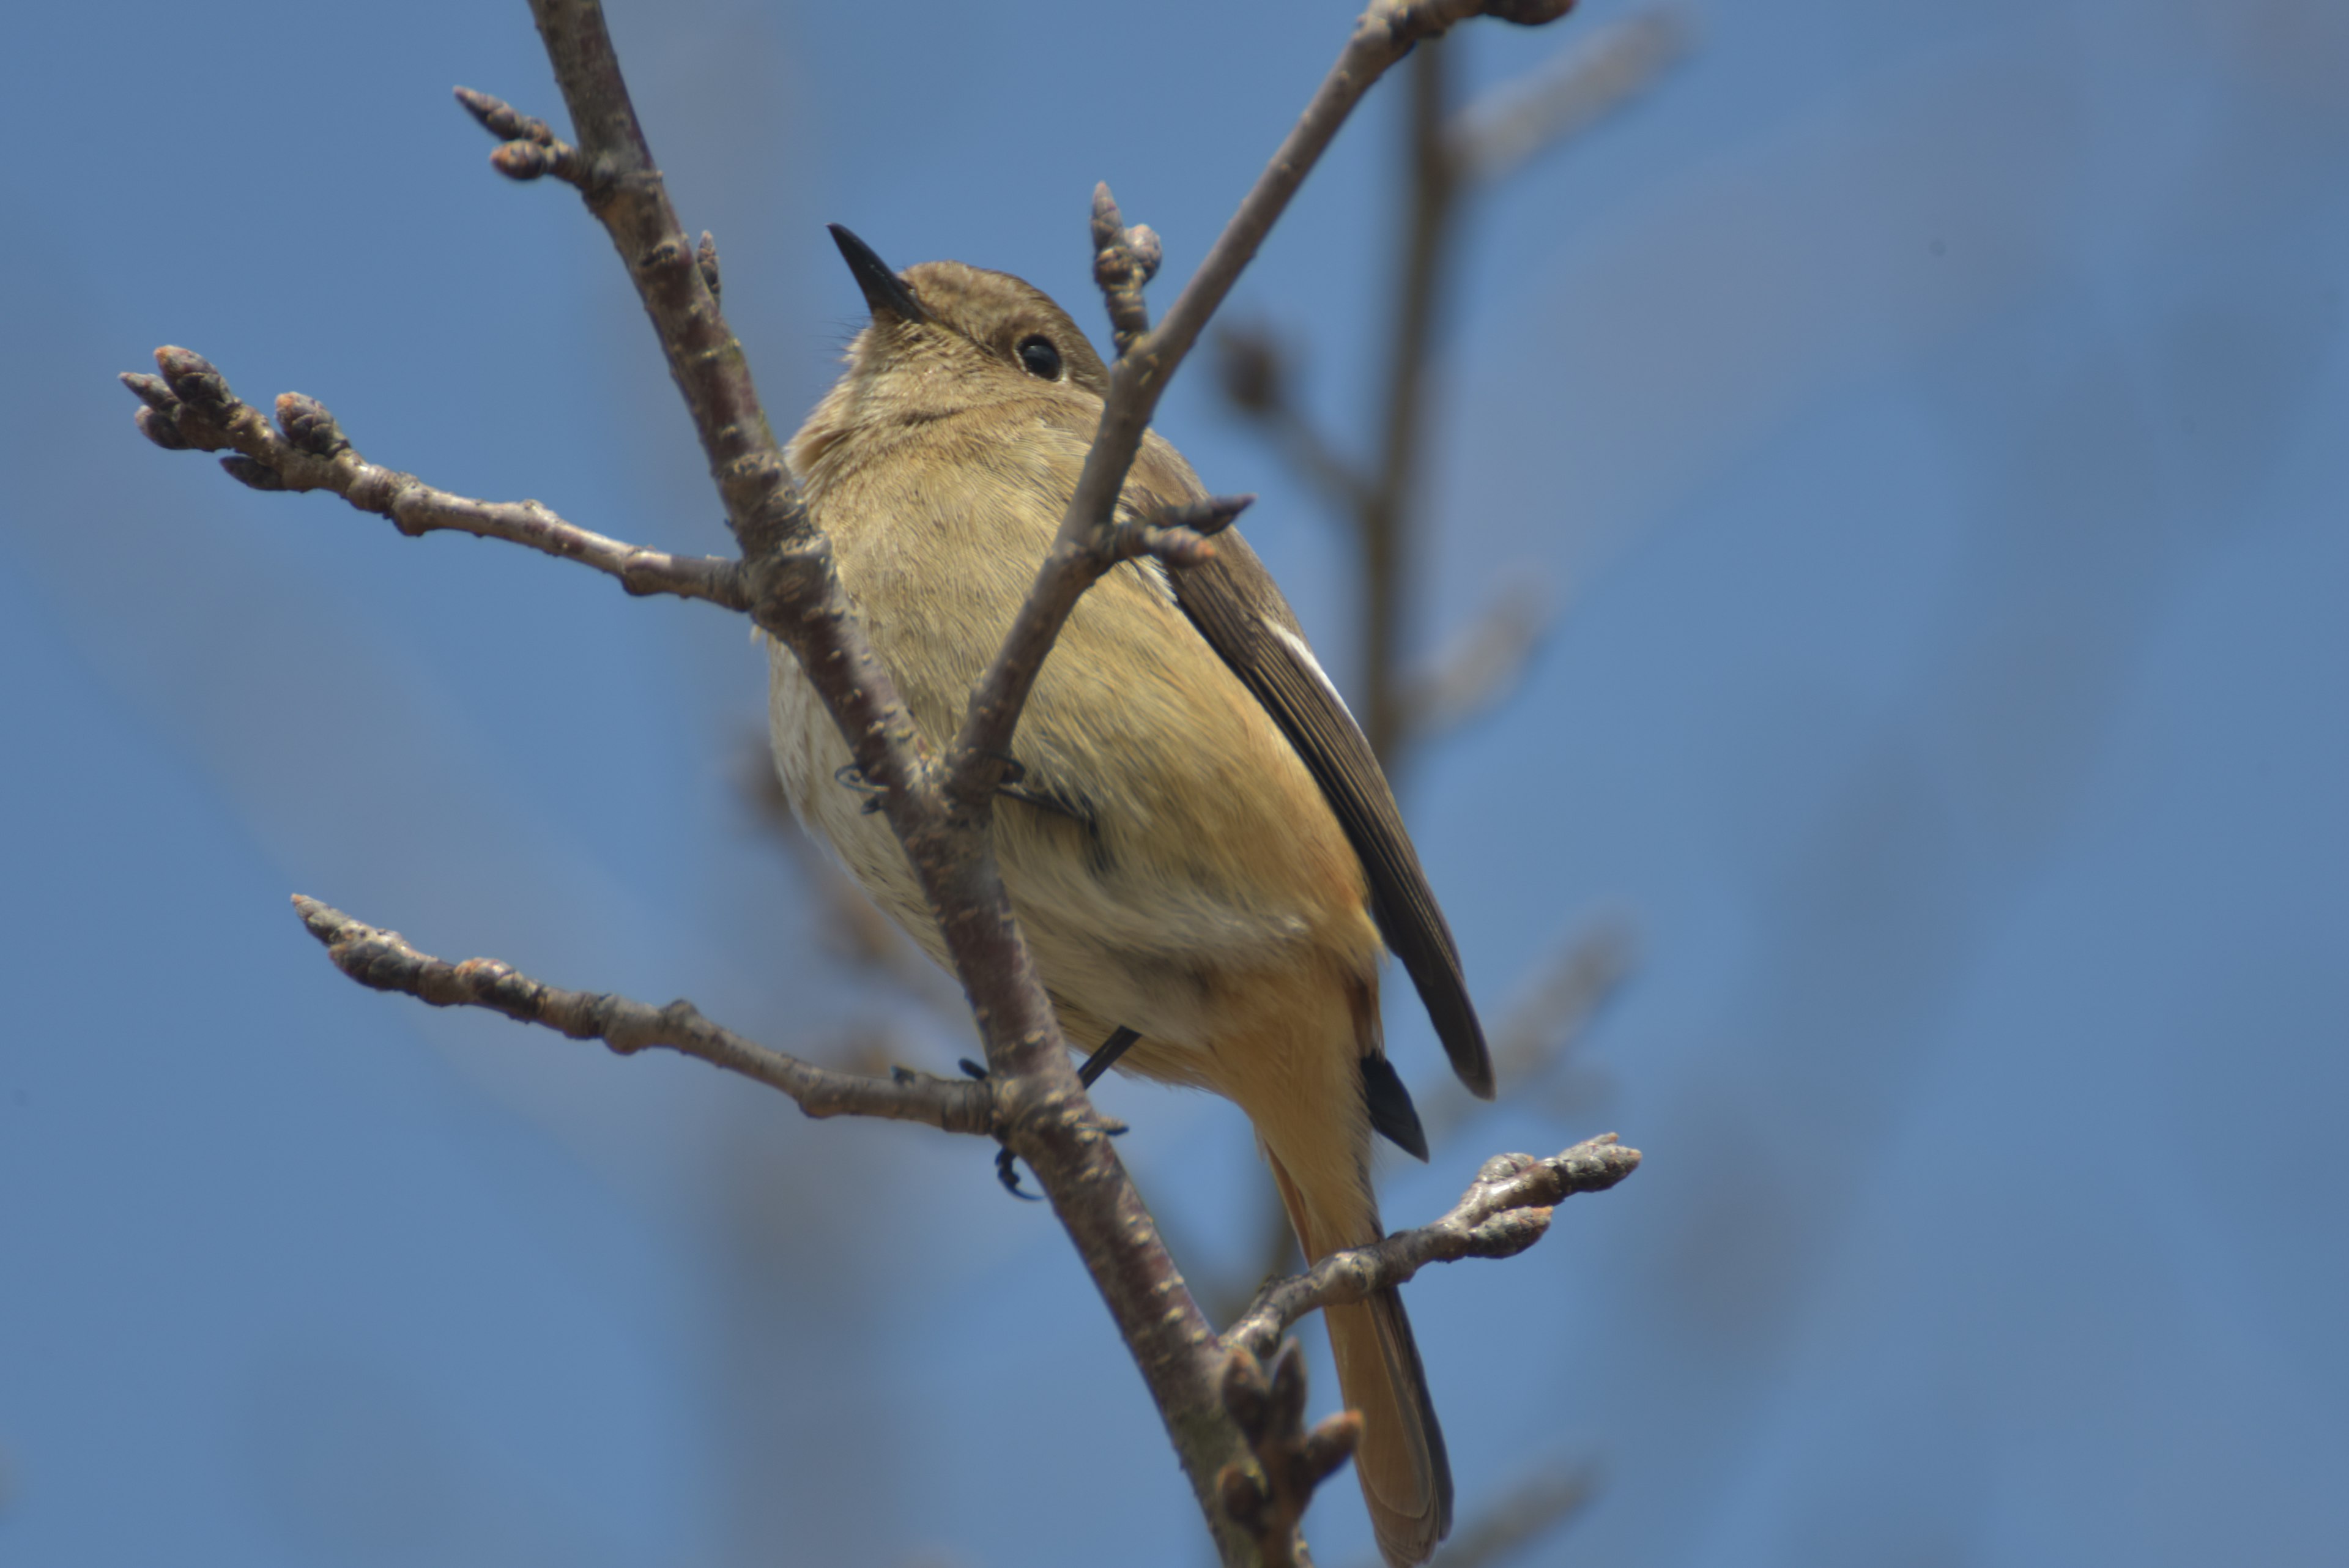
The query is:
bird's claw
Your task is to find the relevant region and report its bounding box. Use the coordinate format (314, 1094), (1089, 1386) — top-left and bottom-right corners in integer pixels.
(833, 764), (889, 814)
(964, 1047), (1124, 1196)
(960, 1058), (1042, 1198)
(995, 1145), (1041, 1200)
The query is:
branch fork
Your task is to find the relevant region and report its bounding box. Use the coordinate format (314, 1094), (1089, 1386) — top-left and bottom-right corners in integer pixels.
(456, 85), (584, 185)
(1220, 1342), (1364, 1567)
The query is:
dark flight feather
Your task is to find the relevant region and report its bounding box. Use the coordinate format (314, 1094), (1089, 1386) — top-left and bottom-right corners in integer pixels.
(1158, 525), (1495, 1100)
(1360, 1052), (1431, 1160)
(1015, 395), (1494, 1102)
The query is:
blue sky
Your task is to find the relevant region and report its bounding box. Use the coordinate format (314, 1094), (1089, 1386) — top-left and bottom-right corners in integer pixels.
(3, 2), (2343, 1566)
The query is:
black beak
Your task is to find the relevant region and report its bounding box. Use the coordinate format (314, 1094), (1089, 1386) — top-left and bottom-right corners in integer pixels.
(828, 224), (930, 324)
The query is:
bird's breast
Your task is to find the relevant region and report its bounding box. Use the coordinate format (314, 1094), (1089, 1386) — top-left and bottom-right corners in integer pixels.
(768, 415), (1379, 1055)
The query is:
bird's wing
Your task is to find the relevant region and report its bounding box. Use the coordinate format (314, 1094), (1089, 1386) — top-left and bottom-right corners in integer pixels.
(1125, 440), (1494, 1099)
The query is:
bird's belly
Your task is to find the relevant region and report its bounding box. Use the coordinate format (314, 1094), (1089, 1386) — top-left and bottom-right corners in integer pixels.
(766, 640), (1321, 1069)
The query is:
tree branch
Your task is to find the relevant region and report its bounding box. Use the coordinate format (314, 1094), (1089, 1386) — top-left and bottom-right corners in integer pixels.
(291, 897), (996, 1131)
(1225, 1137), (1639, 1358)
(1219, 1342), (1365, 1568)
(124, 356), (745, 606)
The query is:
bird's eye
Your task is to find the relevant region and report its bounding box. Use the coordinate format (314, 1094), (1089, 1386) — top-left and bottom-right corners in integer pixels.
(1017, 334), (1063, 381)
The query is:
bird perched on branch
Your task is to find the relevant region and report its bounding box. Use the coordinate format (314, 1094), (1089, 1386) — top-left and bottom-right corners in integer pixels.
(767, 225), (1493, 1567)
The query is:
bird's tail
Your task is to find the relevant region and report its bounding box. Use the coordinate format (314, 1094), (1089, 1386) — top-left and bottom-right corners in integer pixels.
(1264, 1148), (1452, 1567)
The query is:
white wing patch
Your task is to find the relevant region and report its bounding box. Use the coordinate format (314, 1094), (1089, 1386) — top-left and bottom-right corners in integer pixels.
(1269, 622), (1360, 725)
(1126, 555), (1179, 608)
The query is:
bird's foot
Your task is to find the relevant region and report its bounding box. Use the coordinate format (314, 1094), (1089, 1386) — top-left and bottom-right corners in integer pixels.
(832, 764), (889, 814)
(959, 1044), (1134, 1200)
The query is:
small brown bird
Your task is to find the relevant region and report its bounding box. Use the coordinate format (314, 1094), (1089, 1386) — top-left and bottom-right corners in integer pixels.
(768, 226), (1493, 1566)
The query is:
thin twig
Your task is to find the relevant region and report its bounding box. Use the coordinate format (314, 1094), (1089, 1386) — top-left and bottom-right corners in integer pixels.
(454, 85), (586, 185)
(1226, 1137), (1640, 1358)
(125, 356), (745, 605)
(1091, 182), (1163, 360)
(290, 897), (995, 1131)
